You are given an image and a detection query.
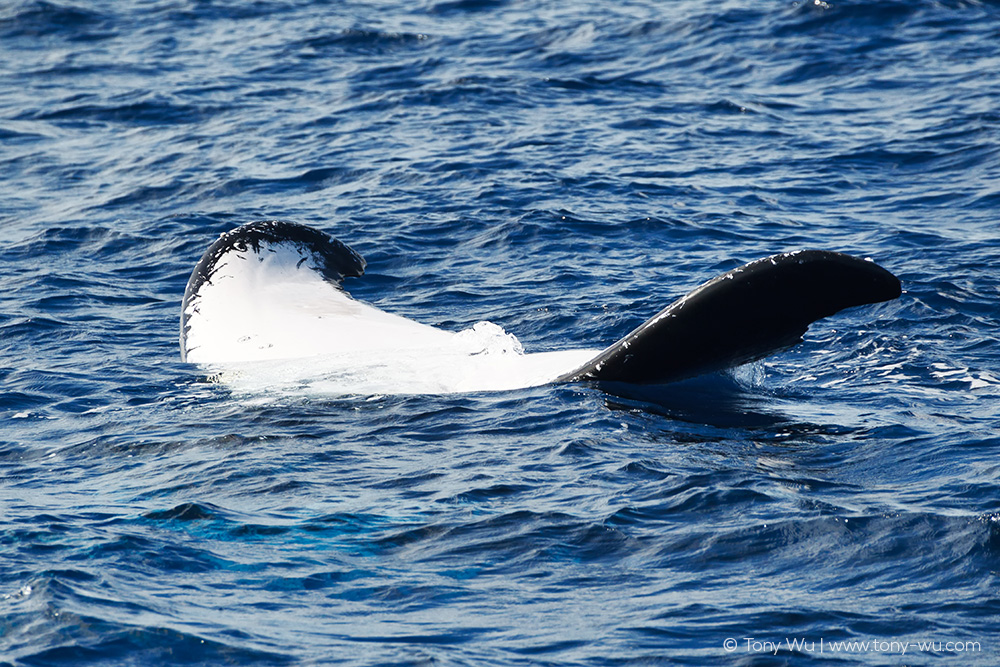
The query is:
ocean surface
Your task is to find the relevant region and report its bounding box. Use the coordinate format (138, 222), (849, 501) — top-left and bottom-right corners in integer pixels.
(2, 0), (1000, 664)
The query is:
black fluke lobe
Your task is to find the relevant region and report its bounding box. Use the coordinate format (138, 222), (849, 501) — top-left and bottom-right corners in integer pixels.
(557, 250), (901, 385)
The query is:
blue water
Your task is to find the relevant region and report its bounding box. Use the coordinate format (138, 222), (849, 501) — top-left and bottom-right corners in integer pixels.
(2, 0), (1000, 664)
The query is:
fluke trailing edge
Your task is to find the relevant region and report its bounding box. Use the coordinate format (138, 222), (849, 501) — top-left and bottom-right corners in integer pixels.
(180, 220), (901, 394)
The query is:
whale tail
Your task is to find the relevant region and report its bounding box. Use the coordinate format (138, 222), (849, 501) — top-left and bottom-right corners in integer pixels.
(181, 220), (369, 363)
(180, 221), (902, 390)
(556, 249), (901, 385)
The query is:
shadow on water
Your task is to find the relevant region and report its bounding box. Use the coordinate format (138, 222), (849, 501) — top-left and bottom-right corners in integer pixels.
(594, 369), (799, 430)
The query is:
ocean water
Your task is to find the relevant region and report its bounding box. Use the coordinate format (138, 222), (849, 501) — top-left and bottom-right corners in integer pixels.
(2, 0), (1000, 664)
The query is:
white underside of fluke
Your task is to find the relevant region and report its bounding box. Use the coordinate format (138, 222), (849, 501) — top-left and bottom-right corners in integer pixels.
(182, 241), (598, 396)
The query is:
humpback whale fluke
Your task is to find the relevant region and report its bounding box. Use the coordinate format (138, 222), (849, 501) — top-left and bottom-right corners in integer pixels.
(180, 220), (370, 363)
(555, 249), (902, 385)
(180, 221), (901, 393)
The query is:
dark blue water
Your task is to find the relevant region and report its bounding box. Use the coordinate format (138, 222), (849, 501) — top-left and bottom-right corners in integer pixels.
(3, 0), (1000, 664)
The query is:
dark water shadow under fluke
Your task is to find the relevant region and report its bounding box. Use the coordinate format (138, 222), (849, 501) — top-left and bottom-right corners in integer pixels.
(594, 371), (798, 429)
